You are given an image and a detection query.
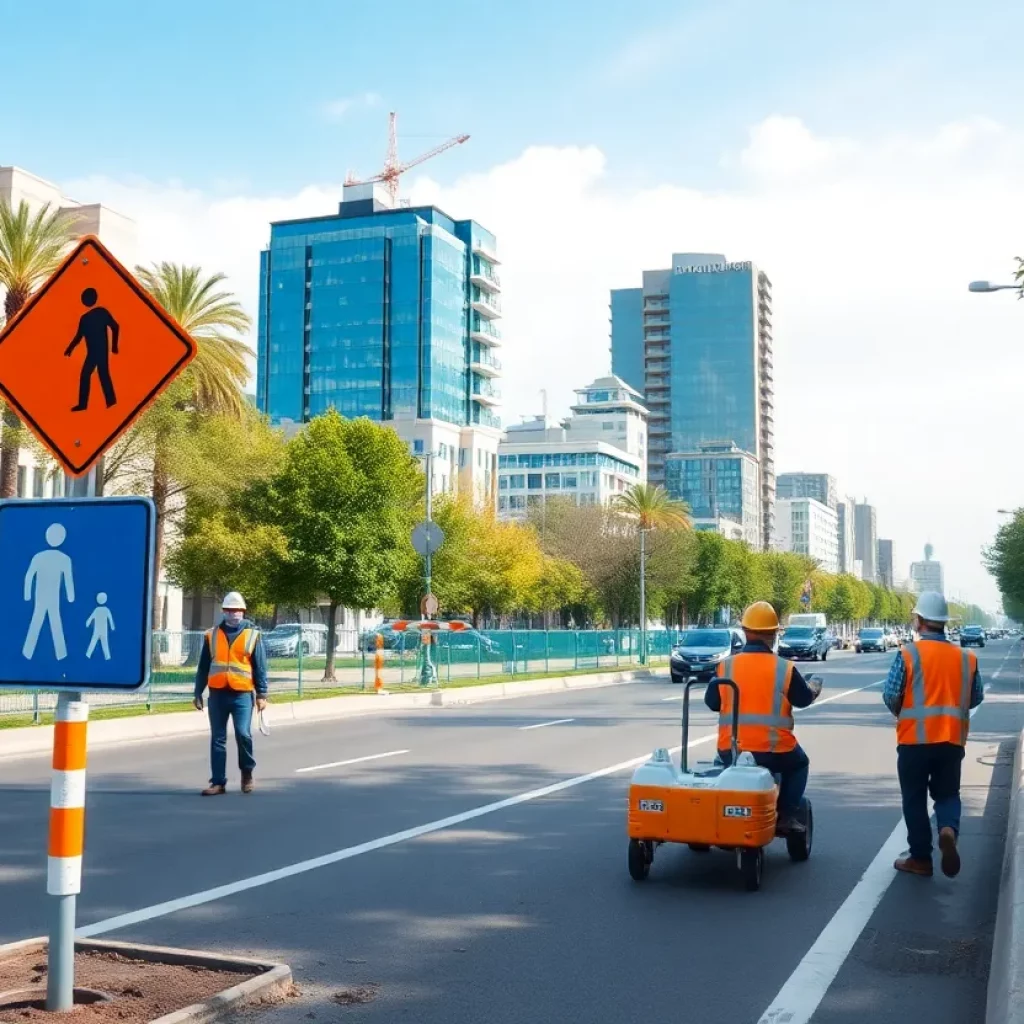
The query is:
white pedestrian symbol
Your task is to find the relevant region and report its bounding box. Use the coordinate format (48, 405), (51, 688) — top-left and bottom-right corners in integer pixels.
(23, 523), (75, 661)
(86, 593), (114, 660)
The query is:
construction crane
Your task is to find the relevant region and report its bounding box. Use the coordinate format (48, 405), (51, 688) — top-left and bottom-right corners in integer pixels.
(344, 112), (469, 204)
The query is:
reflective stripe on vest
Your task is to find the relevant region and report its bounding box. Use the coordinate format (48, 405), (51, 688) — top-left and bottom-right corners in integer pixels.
(717, 653), (796, 753)
(207, 627), (259, 691)
(898, 641), (973, 746)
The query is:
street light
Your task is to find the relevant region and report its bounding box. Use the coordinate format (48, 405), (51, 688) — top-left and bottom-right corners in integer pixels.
(969, 281), (1018, 293)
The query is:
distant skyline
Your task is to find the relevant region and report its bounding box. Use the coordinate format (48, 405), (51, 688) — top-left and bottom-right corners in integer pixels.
(2, 0), (1023, 608)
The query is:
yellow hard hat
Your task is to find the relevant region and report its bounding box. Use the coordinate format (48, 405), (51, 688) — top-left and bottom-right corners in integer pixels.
(741, 601), (780, 631)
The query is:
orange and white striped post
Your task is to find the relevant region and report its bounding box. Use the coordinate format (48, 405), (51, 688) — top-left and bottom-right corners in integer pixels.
(374, 633), (385, 692)
(46, 692), (89, 1011)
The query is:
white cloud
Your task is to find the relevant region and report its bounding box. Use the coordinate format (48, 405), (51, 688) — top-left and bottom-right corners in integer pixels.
(321, 91), (381, 121)
(64, 115), (1024, 608)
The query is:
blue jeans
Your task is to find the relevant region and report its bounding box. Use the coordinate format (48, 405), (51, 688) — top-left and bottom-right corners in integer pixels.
(717, 745), (810, 817)
(208, 688), (255, 786)
(897, 742), (964, 860)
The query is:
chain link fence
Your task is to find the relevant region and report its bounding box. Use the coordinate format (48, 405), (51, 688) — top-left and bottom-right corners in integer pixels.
(0, 627), (681, 725)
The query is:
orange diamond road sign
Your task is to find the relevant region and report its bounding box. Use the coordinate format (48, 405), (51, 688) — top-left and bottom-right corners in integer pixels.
(0, 235), (197, 477)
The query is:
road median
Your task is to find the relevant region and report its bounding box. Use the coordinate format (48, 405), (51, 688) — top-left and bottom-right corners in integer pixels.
(987, 725), (1024, 1024)
(0, 666), (664, 760)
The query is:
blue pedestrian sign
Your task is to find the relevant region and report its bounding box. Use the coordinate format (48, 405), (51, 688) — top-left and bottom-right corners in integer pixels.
(0, 496), (155, 691)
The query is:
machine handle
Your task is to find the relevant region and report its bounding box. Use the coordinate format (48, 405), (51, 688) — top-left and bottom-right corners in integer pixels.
(682, 676), (739, 773)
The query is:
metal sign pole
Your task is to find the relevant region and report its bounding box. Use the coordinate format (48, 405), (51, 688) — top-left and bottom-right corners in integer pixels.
(46, 465), (98, 1011)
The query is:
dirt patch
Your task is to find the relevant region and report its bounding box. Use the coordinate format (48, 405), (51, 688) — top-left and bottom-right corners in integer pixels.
(0, 948), (261, 1022)
(331, 984), (379, 1006)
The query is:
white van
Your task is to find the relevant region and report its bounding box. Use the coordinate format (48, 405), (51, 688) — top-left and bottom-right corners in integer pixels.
(788, 613), (827, 629)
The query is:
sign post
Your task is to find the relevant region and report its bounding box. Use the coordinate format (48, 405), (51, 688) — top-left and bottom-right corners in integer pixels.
(0, 235), (195, 1010)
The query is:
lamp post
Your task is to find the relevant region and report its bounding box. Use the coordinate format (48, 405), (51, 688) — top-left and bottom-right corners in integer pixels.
(639, 525), (648, 666)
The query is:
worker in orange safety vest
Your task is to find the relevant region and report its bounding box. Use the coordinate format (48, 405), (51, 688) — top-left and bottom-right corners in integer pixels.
(883, 591), (984, 878)
(705, 601), (822, 834)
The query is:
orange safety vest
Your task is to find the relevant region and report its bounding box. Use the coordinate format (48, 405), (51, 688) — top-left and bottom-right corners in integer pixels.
(715, 653), (796, 754)
(897, 640), (975, 746)
(205, 626), (260, 692)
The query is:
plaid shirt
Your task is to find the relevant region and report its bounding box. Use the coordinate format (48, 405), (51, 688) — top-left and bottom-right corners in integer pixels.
(882, 631), (984, 716)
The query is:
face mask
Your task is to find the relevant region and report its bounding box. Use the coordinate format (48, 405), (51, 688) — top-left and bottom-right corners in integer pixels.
(223, 610), (244, 626)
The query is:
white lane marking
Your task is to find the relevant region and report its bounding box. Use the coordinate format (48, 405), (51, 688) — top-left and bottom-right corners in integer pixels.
(662, 678), (884, 704)
(76, 679), (880, 939)
(295, 750), (409, 774)
(519, 718), (575, 731)
(757, 818), (906, 1024)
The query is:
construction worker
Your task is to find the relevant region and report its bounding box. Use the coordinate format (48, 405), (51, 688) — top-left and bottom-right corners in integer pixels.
(884, 591), (984, 878)
(704, 601), (822, 834)
(193, 592), (269, 796)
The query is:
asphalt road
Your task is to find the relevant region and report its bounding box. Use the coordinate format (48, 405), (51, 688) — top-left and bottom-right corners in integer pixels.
(0, 643), (1020, 1024)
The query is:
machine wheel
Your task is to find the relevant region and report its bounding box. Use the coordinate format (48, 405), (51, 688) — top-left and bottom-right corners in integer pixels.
(786, 799), (814, 862)
(688, 843), (711, 853)
(821, 647), (828, 662)
(628, 839), (651, 881)
(740, 848), (764, 891)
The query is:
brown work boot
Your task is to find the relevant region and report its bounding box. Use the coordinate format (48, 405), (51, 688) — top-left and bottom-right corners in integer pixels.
(776, 816), (807, 836)
(894, 853), (933, 877)
(201, 784), (227, 797)
(241, 772), (254, 794)
(938, 827), (961, 878)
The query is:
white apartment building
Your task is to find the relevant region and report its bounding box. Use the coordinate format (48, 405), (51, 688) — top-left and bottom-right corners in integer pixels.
(775, 497), (840, 574)
(909, 544), (944, 595)
(497, 375), (647, 519)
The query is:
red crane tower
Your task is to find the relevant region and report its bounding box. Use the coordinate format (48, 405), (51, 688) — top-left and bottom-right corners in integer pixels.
(344, 112), (469, 204)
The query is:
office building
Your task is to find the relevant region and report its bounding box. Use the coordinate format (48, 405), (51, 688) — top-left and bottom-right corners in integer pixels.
(610, 253), (775, 548)
(854, 501), (878, 582)
(775, 498), (840, 574)
(664, 442), (761, 548)
(910, 543), (945, 595)
(877, 538), (896, 589)
(257, 180), (502, 502)
(777, 473), (837, 510)
(836, 498), (858, 576)
(496, 374), (646, 519)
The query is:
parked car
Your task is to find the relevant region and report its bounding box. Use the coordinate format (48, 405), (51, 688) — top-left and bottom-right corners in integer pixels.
(855, 627), (887, 653)
(263, 623), (328, 658)
(359, 624), (502, 656)
(777, 626), (831, 661)
(960, 625), (986, 648)
(669, 628), (743, 684)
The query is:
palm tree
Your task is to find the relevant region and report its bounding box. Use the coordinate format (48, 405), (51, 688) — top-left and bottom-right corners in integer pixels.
(614, 483), (691, 663)
(132, 263), (252, 630)
(0, 200), (80, 497)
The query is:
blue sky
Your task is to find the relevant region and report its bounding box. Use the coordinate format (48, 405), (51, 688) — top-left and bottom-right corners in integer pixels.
(4, 0), (1023, 195)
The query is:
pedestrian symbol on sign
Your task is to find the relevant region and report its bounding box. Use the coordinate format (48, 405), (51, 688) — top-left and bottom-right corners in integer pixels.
(66, 288), (120, 412)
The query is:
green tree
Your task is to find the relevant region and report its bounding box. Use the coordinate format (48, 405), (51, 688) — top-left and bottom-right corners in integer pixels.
(0, 200), (80, 497)
(757, 551), (814, 619)
(613, 482), (691, 530)
(985, 508), (1024, 614)
(682, 531), (734, 624)
(246, 412), (421, 679)
(824, 575), (858, 625)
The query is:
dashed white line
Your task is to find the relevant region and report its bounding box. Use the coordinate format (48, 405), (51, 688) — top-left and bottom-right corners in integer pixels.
(295, 750), (409, 774)
(519, 718), (575, 730)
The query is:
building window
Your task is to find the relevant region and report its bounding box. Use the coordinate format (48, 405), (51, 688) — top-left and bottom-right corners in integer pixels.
(459, 447), (468, 468)
(545, 473), (560, 489)
(32, 468), (44, 498)
(562, 474), (577, 488)
(498, 496), (508, 511)
(413, 440), (424, 455)
(528, 473), (542, 490)
(16, 466), (26, 497)
(509, 495), (526, 510)
(509, 474), (525, 489)
(499, 476), (509, 490)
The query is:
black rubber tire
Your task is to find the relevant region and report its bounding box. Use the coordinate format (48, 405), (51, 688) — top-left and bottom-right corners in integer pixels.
(628, 839), (651, 881)
(741, 848), (764, 891)
(688, 843), (711, 853)
(812, 652), (819, 661)
(786, 800), (814, 862)
(822, 648), (828, 662)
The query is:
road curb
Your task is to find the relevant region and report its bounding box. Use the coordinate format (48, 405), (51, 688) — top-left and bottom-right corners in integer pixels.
(0, 937), (292, 1022)
(986, 726), (1024, 1024)
(0, 667), (664, 759)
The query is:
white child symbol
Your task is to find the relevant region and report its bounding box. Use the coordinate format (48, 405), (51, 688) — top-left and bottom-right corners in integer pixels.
(86, 593), (115, 660)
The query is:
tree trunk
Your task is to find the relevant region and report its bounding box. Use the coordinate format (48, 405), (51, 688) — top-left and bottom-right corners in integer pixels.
(0, 410), (21, 498)
(322, 600), (338, 682)
(271, 605), (280, 629)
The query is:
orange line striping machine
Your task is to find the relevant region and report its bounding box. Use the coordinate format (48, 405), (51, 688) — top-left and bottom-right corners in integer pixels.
(626, 677), (814, 891)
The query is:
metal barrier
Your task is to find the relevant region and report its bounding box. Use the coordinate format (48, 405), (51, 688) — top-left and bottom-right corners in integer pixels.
(0, 627), (680, 725)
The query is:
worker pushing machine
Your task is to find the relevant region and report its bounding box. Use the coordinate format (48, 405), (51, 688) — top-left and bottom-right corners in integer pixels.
(704, 601), (822, 834)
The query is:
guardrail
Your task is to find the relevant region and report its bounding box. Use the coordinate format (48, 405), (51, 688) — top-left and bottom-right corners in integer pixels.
(0, 628), (680, 724)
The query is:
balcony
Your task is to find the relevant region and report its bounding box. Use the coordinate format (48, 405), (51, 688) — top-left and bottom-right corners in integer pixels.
(472, 379), (501, 406)
(471, 239), (501, 265)
(471, 289), (501, 319)
(470, 262), (501, 293)
(470, 318), (502, 348)
(470, 351), (502, 378)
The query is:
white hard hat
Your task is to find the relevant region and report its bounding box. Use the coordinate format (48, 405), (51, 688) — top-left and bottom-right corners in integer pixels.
(221, 591), (247, 611)
(913, 591), (949, 623)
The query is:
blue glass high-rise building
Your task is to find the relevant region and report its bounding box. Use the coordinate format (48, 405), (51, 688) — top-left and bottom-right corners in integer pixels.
(611, 253), (774, 549)
(257, 182), (502, 500)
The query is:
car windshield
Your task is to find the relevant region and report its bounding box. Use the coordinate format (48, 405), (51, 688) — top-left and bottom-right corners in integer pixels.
(679, 630), (731, 647)
(860, 629), (883, 638)
(266, 626), (300, 638)
(783, 627), (814, 639)
(964, 627), (983, 635)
